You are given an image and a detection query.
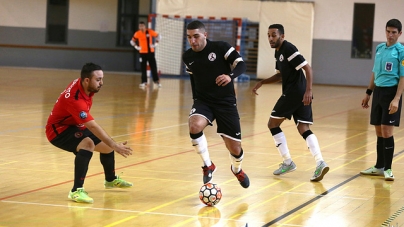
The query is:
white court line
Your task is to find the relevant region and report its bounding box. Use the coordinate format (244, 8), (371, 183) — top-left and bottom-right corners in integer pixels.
(1, 200), (262, 225)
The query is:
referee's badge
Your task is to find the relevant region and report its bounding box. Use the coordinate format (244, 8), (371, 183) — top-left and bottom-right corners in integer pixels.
(79, 111), (87, 119)
(385, 62), (393, 71)
(208, 52), (216, 61)
(279, 54), (284, 62)
(401, 59), (404, 66)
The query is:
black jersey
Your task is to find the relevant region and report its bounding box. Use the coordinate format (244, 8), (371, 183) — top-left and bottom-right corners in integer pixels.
(275, 40), (308, 95)
(183, 39), (243, 106)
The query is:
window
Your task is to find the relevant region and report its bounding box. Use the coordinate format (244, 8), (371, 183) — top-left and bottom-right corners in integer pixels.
(46, 0), (69, 44)
(351, 3), (375, 59)
(117, 0), (150, 46)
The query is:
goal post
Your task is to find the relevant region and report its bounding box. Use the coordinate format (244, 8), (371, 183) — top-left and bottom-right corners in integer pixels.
(149, 14), (244, 76)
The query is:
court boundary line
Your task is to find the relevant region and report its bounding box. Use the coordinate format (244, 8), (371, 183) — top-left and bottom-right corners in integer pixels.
(261, 149), (404, 227)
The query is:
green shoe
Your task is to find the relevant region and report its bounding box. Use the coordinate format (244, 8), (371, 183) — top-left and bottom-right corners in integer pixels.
(360, 166), (384, 176)
(273, 161), (297, 175)
(384, 169), (395, 181)
(68, 188), (93, 203)
(310, 161), (329, 182)
(104, 176), (133, 189)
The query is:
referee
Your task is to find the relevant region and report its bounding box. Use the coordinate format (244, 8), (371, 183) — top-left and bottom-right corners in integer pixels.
(361, 19), (404, 181)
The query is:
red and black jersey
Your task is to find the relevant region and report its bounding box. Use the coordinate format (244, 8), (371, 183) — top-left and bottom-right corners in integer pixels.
(45, 78), (94, 141)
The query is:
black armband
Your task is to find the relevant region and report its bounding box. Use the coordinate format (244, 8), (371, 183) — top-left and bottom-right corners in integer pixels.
(366, 89), (373, 96)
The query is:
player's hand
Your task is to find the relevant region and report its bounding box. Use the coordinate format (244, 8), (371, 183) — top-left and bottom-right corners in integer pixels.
(361, 95), (370, 109)
(134, 45), (141, 51)
(216, 74), (231, 86)
(252, 82), (262, 95)
(114, 141), (133, 158)
(389, 99), (399, 114)
(302, 90), (312, 105)
(150, 43), (158, 48)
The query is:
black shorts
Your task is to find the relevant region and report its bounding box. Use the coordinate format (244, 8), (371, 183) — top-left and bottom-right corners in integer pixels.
(370, 86), (401, 126)
(189, 100), (241, 141)
(50, 126), (101, 153)
(271, 92), (313, 125)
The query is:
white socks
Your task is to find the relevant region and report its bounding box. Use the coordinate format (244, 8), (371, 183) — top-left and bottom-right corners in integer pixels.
(305, 134), (324, 165)
(273, 132), (292, 165)
(191, 134), (212, 167)
(230, 150), (244, 173)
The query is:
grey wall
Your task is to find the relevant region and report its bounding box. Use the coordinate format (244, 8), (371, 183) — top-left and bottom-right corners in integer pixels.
(312, 39), (377, 86)
(0, 26), (135, 71)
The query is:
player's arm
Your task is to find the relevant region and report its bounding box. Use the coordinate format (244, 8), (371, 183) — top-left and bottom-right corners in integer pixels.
(84, 120), (132, 157)
(251, 72), (282, 95)
(362, 72), (376, 109)
(389, 75), (404, 114)
(130, 33), (141, 50)
(302, 64), (313, 105)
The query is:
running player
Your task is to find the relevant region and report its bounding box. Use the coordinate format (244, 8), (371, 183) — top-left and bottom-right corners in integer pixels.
(182, 20), (250, 188)
(252, 24), (329, 182)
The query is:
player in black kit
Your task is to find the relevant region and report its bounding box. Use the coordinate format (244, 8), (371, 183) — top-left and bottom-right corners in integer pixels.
(252, 24), (329, 182)
(182, 20), (250, 188)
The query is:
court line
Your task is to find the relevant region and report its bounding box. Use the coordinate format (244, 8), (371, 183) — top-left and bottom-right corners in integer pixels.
(0, 200), (251, 224)
(261, 149), (404, 227)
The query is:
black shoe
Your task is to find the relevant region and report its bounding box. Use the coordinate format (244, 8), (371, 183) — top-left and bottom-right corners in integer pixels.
(202, 162), (216, 184)
(232, 166), (250, 188)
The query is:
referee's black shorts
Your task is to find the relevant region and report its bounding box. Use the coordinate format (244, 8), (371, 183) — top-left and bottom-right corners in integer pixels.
(50, 126), (102, 153)
(189, 100), (241, 141)
(370, 86), (402, 126)
(271, 92), (313, 125)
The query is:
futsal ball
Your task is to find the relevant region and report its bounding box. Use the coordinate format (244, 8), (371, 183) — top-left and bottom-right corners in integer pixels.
(199, 183), (222, 206)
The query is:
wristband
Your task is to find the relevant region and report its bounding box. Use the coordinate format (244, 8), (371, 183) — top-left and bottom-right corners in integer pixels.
(366, 89), (373, 96)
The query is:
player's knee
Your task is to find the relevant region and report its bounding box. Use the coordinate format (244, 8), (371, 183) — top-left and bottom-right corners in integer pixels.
(77, 137), (96, 151)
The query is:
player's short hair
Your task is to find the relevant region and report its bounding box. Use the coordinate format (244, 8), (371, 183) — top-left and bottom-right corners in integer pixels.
(187, 20), (206, 31)
(139, 21), (146, 25)
(268, 24), (285, 35)
(386, 19), (402, 33)
(81, 63), (102, 80)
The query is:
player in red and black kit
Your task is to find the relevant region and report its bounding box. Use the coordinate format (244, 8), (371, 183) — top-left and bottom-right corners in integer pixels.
(182, 20), (250, 188)
(252, 24), (329, 182)
(46, 63), (133, 203)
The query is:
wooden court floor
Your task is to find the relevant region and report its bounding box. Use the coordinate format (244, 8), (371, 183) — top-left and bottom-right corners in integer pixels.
(1, 67), (404, 227)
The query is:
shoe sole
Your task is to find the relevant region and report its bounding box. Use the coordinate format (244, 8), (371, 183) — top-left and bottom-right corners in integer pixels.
(360, 172), (384, 176)
(385, 177), (395, 181)
(68, 195), (94, 203)
(310, 166), (329, 182)
(273, 167), (297, 176)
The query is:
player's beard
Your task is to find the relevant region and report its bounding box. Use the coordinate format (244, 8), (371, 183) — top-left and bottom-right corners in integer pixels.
(89, 85), (101, 93)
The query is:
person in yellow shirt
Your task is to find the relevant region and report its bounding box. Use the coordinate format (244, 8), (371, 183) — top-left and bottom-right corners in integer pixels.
(131, 21), (161, 88)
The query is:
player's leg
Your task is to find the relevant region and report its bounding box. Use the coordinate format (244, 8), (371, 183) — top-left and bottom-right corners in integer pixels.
(215, 105), (249, 188)
(95, 142), (133, 188)
(361, 87), (385, 176)
(269, 96), (296, 175)
(139, 54), (148, 87)
(148, 53), (160, 86)
(294, 103), (329, 181)
(379, 88), (401, 181)
(50, 127), (94, 203)
(189, 101), (214, 183)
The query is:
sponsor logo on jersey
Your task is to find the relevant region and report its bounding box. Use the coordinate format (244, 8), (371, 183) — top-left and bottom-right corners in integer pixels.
(279, 54), (284, 62)
(208, 52), (216, 61)
(79, 111), (87, 119)
(74, 132), (83, 138)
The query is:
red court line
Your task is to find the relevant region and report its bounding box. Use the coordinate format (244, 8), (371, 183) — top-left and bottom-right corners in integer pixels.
(1, 107), (358, 201)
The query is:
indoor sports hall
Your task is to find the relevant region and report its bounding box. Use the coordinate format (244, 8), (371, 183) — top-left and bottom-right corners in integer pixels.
(1, 0), (404, 226)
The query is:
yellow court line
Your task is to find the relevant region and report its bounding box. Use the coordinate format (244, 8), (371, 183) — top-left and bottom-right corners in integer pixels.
(0, 161), (18, 166)
(280, 186), (352, 226)
(172, 180), (283, 227)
